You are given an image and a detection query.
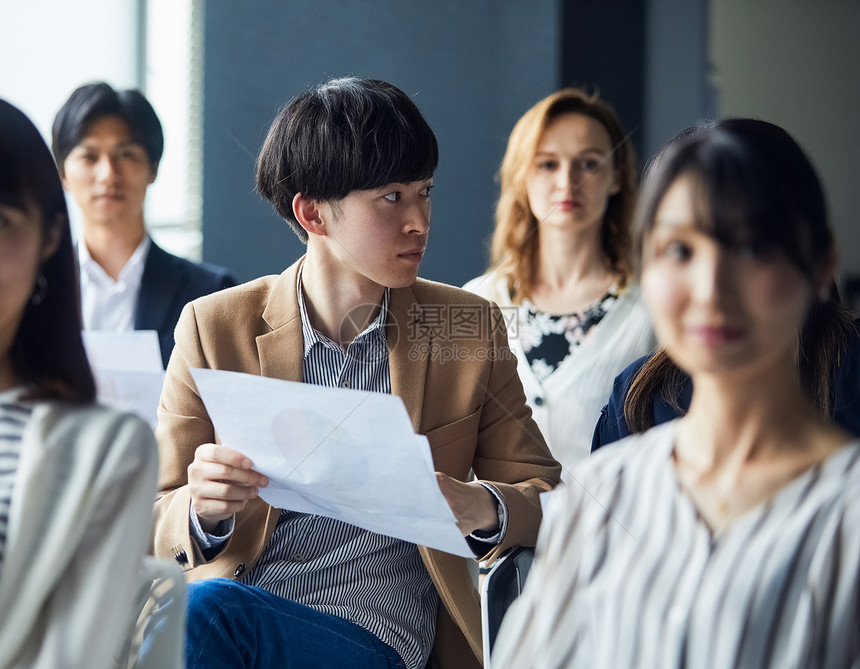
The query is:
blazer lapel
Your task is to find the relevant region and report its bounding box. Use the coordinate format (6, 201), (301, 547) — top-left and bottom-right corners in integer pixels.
(388, 284), (428, 433)
(135, 241), (176, 332)
(256, 260), (305, 383)
(252, 265), (429, 429)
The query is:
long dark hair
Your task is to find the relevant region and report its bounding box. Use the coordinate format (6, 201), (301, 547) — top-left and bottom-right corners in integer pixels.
(0, 99), (96, 402)
(625, 119), (856, 431)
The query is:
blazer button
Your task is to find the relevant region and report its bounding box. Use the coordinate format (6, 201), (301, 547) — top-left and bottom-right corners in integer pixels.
(533, 396), (544, 406)
(174, 550), (188, 565)
(233, 562), (246, 577)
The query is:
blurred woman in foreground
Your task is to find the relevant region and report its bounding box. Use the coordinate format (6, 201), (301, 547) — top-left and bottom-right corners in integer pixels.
(494, 119), (860, 668)
(0, 99), (158, 668)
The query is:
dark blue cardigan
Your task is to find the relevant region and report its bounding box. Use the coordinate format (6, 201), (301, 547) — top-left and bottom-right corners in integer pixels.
(592, 330), (860, 451)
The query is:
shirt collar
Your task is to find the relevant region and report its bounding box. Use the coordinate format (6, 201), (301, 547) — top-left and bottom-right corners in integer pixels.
(296, 263), (390, 358)
(78, 234), (151, 284)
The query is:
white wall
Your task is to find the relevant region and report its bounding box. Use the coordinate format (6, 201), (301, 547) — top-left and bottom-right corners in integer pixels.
(0, 0), (139, 238)
(710, 0), (860, 282)
(0, 0), (198, 257)
(0, 1), (139, 139)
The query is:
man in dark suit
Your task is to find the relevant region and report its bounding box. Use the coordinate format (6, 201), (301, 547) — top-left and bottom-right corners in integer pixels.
(52, 82), (236, 367)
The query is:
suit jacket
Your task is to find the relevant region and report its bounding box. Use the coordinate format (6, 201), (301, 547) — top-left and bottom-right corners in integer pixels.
(135, 241), (237, 367)
(152, 259), (561, 668)
(0, 402), (158, 669)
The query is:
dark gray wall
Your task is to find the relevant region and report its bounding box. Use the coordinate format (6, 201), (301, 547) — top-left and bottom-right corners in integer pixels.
(561, 0), (647, 161)
(644, 0), (712, 160)
(560, 0), (712, 170)
(201, 1), (562, 285)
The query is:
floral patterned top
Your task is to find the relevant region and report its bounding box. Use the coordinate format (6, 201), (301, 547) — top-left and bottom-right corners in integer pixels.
(520, 285), (619, 382)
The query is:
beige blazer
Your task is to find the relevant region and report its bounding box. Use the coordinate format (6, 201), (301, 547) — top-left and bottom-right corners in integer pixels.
(152, 259), (561, 668)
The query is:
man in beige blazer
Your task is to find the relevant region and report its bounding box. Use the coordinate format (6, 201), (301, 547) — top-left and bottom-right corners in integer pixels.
(152, 77), (560, 669)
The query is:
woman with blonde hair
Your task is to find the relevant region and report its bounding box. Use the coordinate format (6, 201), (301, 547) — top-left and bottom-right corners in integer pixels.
(465, 88), (655, 473)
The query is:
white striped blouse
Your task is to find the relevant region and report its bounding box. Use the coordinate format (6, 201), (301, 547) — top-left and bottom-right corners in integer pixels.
(0, 388), (30, 571)
(494, 421), (860, 669)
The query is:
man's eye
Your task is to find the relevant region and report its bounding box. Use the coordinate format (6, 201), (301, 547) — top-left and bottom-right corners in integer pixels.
(420, 185), (433, 197)
(383, 192), (401, 202)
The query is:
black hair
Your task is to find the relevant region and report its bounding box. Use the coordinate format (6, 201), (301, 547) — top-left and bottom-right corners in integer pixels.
(634, 119), (830, 282)
(0, 98), (96, 402)
(256, 77), (438, 242)
(52, 82), (164, 173)
(625, 119), (855, 429)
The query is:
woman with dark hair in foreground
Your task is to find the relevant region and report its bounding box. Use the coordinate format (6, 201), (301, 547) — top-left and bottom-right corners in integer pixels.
(589, 121), (860, 449)
(0, 99), (158, 668)
(494, 119), (860, 668)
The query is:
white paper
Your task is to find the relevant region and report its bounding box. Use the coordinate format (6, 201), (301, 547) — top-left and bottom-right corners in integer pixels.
(82, 330), (164, 372)
(82, 330), (165, 429)
(191, 368), (473, 557)
(540, 488), (558, 515)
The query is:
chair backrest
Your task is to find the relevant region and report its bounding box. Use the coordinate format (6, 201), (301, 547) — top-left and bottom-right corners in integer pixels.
(480, 546), (534, 668)
(114, 556), (186, 669)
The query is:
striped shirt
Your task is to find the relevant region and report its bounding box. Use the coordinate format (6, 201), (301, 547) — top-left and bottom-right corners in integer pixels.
(0, 388), (30, 571)
(494, 421), (860, 669)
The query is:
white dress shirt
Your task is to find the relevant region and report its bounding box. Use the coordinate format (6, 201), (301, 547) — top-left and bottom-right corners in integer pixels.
(79, 236), (151, 331)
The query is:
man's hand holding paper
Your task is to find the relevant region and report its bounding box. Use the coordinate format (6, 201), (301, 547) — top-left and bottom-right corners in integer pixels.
(187, 443), (269, 534)
(190, 368), (475, 557)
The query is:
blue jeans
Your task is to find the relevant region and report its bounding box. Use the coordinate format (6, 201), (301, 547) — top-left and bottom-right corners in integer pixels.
(186, 579), (407, 669)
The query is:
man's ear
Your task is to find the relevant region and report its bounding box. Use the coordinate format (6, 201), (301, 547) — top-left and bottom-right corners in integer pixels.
(292, 193), (327, 238)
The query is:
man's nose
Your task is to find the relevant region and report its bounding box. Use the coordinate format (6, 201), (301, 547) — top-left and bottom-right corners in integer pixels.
(406, 202), (430, 235)
(95, 155), (120, 183)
